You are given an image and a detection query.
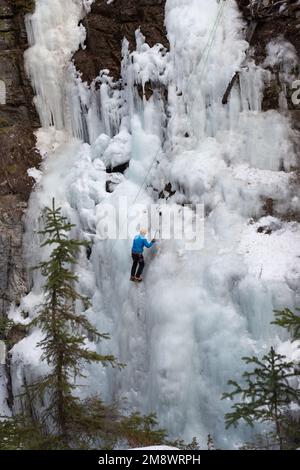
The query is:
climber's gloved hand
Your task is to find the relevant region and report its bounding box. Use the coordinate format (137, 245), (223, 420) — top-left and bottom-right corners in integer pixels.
(151, 239), (156, 243)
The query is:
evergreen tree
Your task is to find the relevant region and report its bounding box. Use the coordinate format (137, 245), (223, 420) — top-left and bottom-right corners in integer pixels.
(27, 199), (120, 448)
(273, 308), (300, 341)
(207, 434), (215, 450)
(165, 436), (200, 450)
(0, 415), (60, 450)
(222, 347), (300, 449)
(272, 308), (300, 447)
(118, 412), (167, 448)
(1, 199), (168, 449)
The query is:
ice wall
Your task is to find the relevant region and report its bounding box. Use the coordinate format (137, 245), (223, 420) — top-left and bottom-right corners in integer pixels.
(8, 0), (300, 448)
(24, 0), (94, 135)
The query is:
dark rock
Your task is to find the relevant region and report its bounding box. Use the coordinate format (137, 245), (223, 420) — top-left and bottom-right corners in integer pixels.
(237, 1), (300, 64)
(159, 182), (176, 200)
(0, 1), (39, 324)
(262, 197), (274, 217)
(0, 124), (39, 200)
(236, 1), (300, 132)
(0, 124), (39, 319)
(261, 79), (281, 111)
(0, 0), (39, 199)
(0, 18), (14, 32)
(0, 0), (13, 17)
(0, 195), (28, 319)
(0, 1), (38, 127)
(74, 0), (168, 83)
(106, 180), (113, 193)
(86, 245), (92, 261)
(257, 226), (272, 235)
(106, 160), (130, 174)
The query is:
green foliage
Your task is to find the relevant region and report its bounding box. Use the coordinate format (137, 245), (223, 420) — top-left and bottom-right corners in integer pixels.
(239, 431), (281, 450)
(0, 415), (58, 450)
(26, 199), (121, 446)
(1, 199), (168, 450)
(271, 308), (300, 448)
(222, 347), (300, 449)
(206, 434), (215, 450)
(0, 317), (27, 350)
(64, 396), (121, 450)
(168, 436), (200, 450)
(0, 407), (169, 451)
(0, 317), (15, 339)
(240, 421), (300, 450)
(118, 413), (167, 448)
(273, 308), (300, 341)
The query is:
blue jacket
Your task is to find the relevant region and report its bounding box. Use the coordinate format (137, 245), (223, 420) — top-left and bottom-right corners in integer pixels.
(132, 234), (154, 254)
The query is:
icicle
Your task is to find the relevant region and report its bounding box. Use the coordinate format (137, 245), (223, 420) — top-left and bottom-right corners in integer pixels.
(9, 0), (300, 450)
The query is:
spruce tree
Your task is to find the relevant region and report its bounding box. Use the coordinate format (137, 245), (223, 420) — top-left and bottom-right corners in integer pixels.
(0, 415), (58, 450)
(1, 199), (168, 449)
(118, 412), (167, 448)
(273, 308), (300, 341)
(272, 308), (300, 447)
(27, 199), (120, 448)
(222, 347), (300, 449)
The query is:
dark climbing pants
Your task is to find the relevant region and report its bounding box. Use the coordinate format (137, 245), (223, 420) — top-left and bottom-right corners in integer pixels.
(131, 253), (145, 278)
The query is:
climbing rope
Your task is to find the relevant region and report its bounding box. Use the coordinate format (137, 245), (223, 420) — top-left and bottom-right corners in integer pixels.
(106, 145), (161, 254)
(197, 0), (227, 83)
(128, 1), (227, 214)
(106, 1), (227, 252)
(130, 146), (162, 208)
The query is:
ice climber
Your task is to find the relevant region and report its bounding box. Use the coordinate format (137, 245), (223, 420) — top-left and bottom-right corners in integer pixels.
(130, 228), (156, 282)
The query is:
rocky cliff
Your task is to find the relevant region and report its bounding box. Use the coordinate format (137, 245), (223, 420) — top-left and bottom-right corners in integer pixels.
(74, 0), (169, 83)
(237, 0), (300, 115)
(237, 0), (300, 58)
(0, 0), (39, 322)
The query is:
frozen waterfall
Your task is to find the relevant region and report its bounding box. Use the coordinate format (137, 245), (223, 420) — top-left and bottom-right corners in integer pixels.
(7, 0), (300, 448)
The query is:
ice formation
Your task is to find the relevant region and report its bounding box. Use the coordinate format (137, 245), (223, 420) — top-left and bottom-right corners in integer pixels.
(2, 0), (300, 448)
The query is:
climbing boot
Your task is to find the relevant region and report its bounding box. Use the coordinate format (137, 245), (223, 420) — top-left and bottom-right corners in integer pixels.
(135, 276), (143, 282)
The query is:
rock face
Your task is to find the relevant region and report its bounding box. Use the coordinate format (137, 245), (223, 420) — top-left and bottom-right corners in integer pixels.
(75, 1), (300, 112)
(0, 0), (37, 128)
(237, 0), (300, 60)
(236, 0), (300, 114)
(0, 196), (28, 317)
(236, 1), (300, 217)
(74, 0), (169, 83)
(0, 0), (39, 321)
